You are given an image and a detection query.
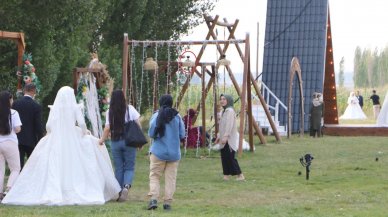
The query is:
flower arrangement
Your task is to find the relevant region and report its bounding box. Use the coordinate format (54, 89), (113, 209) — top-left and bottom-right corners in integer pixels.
(16, 53), (41, 97)
(76, 76), (93, 130)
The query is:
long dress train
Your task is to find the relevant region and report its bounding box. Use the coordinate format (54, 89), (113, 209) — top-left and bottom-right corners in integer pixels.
(2, 86), (120, 205)
(377, 91), (388, 126)
(339, 94), (367, 120)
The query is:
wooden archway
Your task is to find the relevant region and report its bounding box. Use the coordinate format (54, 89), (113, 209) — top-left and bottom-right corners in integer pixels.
(0, 31), (26, 90)
(287, 57), (304, 138)
(72, 67), (104, 94)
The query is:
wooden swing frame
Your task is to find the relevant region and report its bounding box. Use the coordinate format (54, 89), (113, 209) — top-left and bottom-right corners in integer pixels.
(122, 15), (282, 155)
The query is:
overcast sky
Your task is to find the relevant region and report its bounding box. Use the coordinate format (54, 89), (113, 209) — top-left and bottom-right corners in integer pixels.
(182, 0), (388, 75)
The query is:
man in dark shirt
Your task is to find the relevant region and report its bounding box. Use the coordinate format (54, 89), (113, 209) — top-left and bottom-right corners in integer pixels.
(12, 84), (44, 167)
(356, 90), (363, 109)
(370, 90), (380, 119)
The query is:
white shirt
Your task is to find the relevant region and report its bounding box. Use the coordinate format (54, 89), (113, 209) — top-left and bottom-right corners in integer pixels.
(0, 109), (22, 144)
(105, 105), (140, 127)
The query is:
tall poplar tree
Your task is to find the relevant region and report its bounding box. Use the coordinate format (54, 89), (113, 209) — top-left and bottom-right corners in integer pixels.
(339, 57), (345, 87)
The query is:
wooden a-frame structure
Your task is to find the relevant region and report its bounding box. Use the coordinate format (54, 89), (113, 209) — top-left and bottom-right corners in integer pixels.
(122, 15), (282, 155)
(72, 67), (105, 94)
(0, 31), (26, 90)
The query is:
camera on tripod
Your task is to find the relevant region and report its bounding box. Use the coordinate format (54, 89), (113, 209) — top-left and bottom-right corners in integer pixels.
(299, 154), (314, 180)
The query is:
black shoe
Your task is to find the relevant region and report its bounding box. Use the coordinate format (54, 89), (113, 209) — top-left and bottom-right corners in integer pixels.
(147, 199), (158, 210)
(163, 204), (171, 211)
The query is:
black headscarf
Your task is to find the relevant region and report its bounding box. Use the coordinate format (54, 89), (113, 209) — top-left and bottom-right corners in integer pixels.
(155, 94), (179, 137)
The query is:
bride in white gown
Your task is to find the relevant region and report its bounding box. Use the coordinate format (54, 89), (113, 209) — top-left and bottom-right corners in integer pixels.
(2, 86), (120, 205)
(377, 91), (388, 126)
(339, 92), (367, 120)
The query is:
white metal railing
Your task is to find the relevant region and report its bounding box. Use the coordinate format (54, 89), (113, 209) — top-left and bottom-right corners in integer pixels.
(252, 81), (287, 125)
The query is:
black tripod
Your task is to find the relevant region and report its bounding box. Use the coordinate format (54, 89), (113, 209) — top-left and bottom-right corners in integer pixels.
(300, 154), (314, 180)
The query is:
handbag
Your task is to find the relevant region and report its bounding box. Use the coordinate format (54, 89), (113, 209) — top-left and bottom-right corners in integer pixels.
(124, 106), (147, 148)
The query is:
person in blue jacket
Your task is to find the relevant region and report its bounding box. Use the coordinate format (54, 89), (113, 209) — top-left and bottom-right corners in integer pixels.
(147, 94), (185, 211)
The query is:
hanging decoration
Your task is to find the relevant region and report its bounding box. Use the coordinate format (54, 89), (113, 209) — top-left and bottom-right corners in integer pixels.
(76, 53), (113, 137)
(216, 54), (231, 68)
(176, 49), (197, 86)
(16, 53), (42, 98)
(143, 57), (158, 71)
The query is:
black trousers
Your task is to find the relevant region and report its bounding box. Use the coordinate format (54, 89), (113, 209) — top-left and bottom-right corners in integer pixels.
(220, 143), (242, 176)
(19, 145), (34, 168)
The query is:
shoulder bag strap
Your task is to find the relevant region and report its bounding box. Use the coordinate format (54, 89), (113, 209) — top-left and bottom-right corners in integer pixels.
(126, 105), (130, 123)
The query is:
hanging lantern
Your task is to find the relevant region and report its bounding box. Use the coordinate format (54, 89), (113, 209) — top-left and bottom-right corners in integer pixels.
(176, 69), (188, 86)
(182, 56), (195, 67)
(143, 57), (158, 71)
(216, 54), (231, 68)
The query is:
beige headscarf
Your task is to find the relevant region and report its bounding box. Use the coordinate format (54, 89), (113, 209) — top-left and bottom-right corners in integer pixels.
(312, 92), (323, 107)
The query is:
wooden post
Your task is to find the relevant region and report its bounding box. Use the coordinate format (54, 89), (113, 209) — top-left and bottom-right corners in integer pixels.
(127, 43), (134, 106)
(246, 41), (254, 152)
(17, 38), (24, 90)
(122, 33), (129, 98)
(212, 65), (219, 137)
(256, 22), (259, 78)
(73, 69), (79, 94)
(238, 34), (249, 156)
(201, 66), (206, 146)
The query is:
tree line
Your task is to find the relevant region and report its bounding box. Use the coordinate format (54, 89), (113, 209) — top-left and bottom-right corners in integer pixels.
(353, 46), (388, 88)
(0, 0), (215, 116)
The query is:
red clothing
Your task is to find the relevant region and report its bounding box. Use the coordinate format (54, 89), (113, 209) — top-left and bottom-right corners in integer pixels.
(182, 115), (203, 148)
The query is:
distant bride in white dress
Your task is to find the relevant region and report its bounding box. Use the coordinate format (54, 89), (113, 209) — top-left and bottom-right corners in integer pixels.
(339, 92), (367, 120)
(2, 86), (120, 205)
(377, 91), (388, 126)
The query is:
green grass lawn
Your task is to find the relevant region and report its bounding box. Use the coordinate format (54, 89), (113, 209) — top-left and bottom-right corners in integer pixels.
(1, 135), (388, 216)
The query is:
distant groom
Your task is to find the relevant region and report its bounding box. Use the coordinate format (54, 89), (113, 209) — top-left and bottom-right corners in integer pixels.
(12, 83), (44, 168)
(355, 90), (363, 109)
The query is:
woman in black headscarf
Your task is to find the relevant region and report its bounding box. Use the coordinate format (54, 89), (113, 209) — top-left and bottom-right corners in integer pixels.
(214, 94), (245, 181)
(147, 94), (185, 210)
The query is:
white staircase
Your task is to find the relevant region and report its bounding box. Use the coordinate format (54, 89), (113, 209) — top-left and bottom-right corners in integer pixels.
(251, 81), (288, 136)
(252, 104), (287, 136)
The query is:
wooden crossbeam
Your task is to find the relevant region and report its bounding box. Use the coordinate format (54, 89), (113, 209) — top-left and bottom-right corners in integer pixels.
(205, 16), (266, 145)
(72, 67), (104, 94)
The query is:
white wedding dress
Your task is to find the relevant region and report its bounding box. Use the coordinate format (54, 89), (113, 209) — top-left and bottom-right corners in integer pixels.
(2, 86), (120, 205)
(339, 94), (367, 120)
(377, 91), (388, 126)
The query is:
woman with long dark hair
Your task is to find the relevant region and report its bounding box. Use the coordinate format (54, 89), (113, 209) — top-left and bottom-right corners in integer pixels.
(0, 91), (22, 201)
(99, 89), (141, 202)
(147, 94), (185, 211)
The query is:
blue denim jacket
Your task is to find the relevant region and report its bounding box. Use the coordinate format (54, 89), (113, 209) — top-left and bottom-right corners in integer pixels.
(148, 112), (185, 161)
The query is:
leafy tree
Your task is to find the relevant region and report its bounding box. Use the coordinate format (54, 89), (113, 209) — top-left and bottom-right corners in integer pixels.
(0, 0), (216, 118)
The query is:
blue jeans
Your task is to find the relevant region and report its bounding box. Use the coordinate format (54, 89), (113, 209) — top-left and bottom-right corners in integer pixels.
(111, 139), (137, 188)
